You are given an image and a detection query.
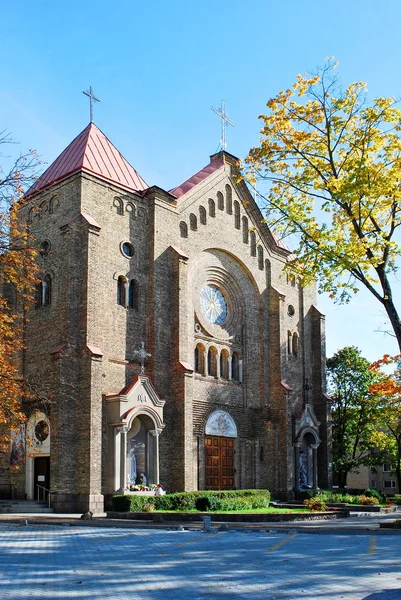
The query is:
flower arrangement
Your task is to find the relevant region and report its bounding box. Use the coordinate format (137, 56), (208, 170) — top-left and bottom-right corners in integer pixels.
(126, 483), (159, 492)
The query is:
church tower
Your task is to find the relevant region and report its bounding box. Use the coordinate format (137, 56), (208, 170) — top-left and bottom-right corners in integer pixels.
(12, 123), (331, 513)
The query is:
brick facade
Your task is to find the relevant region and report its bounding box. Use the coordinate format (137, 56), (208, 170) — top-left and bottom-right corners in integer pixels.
(4, 126), (331, 512)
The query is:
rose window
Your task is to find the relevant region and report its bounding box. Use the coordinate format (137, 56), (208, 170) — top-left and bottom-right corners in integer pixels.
(200, 285), (227, 325)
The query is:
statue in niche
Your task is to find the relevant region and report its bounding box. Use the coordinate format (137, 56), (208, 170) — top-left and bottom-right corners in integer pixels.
(299, 451), (311, 488)
(128, 448), (137, 484)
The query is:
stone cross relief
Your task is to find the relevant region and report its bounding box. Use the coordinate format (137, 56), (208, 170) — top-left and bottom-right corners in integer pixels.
(133, 342), (151, 374)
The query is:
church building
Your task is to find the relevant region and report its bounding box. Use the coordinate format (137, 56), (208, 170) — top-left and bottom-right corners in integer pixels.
(8, 122), (331, 513)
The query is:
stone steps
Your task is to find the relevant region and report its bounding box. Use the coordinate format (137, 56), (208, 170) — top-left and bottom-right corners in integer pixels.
(0, 500), (53, 514)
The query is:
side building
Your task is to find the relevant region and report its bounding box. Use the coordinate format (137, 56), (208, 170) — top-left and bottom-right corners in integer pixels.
(3, 123), (331, 513)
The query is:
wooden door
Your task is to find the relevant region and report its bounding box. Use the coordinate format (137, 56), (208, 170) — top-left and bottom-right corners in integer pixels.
(205, 436), (235, 490)
(33, 456), (50, 500)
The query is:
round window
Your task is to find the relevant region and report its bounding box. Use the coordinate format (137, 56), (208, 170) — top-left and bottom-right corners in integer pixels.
(35, 420), (49, 442)
(200, 285), (227, 325)
(121, 242), (135, 258)
(288, 305), (295, 316)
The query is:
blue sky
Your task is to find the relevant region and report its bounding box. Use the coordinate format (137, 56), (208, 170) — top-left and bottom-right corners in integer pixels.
(2, 0), (401, 362)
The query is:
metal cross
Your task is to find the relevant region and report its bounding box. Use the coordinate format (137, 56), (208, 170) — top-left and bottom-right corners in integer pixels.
(133, 342), (151, 374)
(211, 100), (235, 151)
(82, 85), (100, 123)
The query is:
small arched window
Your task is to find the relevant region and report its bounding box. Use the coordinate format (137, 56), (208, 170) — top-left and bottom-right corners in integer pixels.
(250, 231), (257, 256)
(180, 221), (188, 238)
(242, 216), (249, 243)
(128, 280), (139, 310)
(189, 213), (197, 231)
(220, 349), (230, 380)
(195, 343), (206, 375)
(113, 197), (124, 215)
(225, 185), (233, 214)
(43, 274), (51, 306)
(36, 275), (52, 307)
(287, 331), (292, 354)
(217, 191), (224, 211)
(126, 202), (137, 218)
(292, 332), (299, 356)
(199, 206), (207, 225)
(265, 259), (271, 287)
(231, 352), (242, 382)
(258, 246), (264, 270)
(208, 198), (216, 217)
(207, 346), (218, 377)
(234, 201), (240, 229)
(117, 276), (128, 307)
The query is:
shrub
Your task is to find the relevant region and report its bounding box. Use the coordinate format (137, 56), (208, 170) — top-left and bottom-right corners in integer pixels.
(142, 502), (156, 512)
(111, 489), (271, 512)
(363, 488), (384, 501)
(304, 497), (327, 512)
(195, 495), (220, 511)
(359, 495), (379, 505)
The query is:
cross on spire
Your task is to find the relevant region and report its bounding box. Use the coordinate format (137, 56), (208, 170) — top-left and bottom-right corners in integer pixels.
(211, 100), (235, 151)
(82, 85), (100, 123)
(133, 342), (151, 374)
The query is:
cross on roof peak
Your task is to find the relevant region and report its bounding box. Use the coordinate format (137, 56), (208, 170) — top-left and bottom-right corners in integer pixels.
(82, 85), (100, 123)
(211, 100), (235, 151)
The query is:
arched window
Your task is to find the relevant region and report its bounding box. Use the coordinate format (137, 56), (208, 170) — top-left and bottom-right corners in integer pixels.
(195, 343), (206, 374)
(126, 202), (137, 218)
(220, 349), (230, 380)
(43, 274), (51, 306)
(265, 259), (271, 287)
(250, 231), (257, 256)
(287, 331), (292, 354)
(292, 332), (299, 356)
(231, 352), (242, 382)
(128, 280), (138, 310)
(242, 216), (249, 243)
(217, 191), (224, 211)
(207, 346), (218, 377)
(258, 246), (264, 270)
(113, 197), (124, 215)
(117, 276), (128, 307)
(180, 221), (188, 238)
(189, 213), (197, 231)
(234, 201), (240, 229)
(208, 198), (216, 217)
(225, 185), (233, 214)
(199, 206), (207, 225)
(35, 275), (52, 308)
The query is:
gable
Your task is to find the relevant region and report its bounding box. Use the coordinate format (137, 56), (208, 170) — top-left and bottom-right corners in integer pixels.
(174, 154), (290, 260)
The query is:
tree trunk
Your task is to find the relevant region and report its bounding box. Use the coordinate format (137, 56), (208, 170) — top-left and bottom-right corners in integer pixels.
(380, 283), (401, 353)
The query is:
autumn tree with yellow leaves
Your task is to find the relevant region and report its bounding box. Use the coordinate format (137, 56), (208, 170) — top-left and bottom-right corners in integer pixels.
(244, 60), (401, 351)
(0, 131), (40, 450)
(369, 354), (401, 493)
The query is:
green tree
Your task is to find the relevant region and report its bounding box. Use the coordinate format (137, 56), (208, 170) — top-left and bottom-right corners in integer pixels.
(244, 60), (401, 351)
(327, 346), (381, 487)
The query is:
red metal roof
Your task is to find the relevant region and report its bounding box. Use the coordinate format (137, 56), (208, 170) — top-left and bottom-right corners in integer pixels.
(26, 123), (148, 197)
(170, 157), (224, 198)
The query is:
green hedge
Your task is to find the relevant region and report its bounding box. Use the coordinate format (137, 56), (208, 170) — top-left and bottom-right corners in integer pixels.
(111, 489), (271, 512)
(294, 488), (386, 505)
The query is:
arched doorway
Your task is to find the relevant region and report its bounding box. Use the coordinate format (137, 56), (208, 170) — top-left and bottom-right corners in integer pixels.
(204, 410), (237, 490)
(25, 412), (51, 501)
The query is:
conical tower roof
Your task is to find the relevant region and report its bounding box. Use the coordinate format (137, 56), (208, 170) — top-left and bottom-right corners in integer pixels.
(26, 123), (148, 197)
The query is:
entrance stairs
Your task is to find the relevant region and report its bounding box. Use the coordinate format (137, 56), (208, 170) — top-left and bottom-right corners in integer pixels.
(0, 500), (53, 514)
